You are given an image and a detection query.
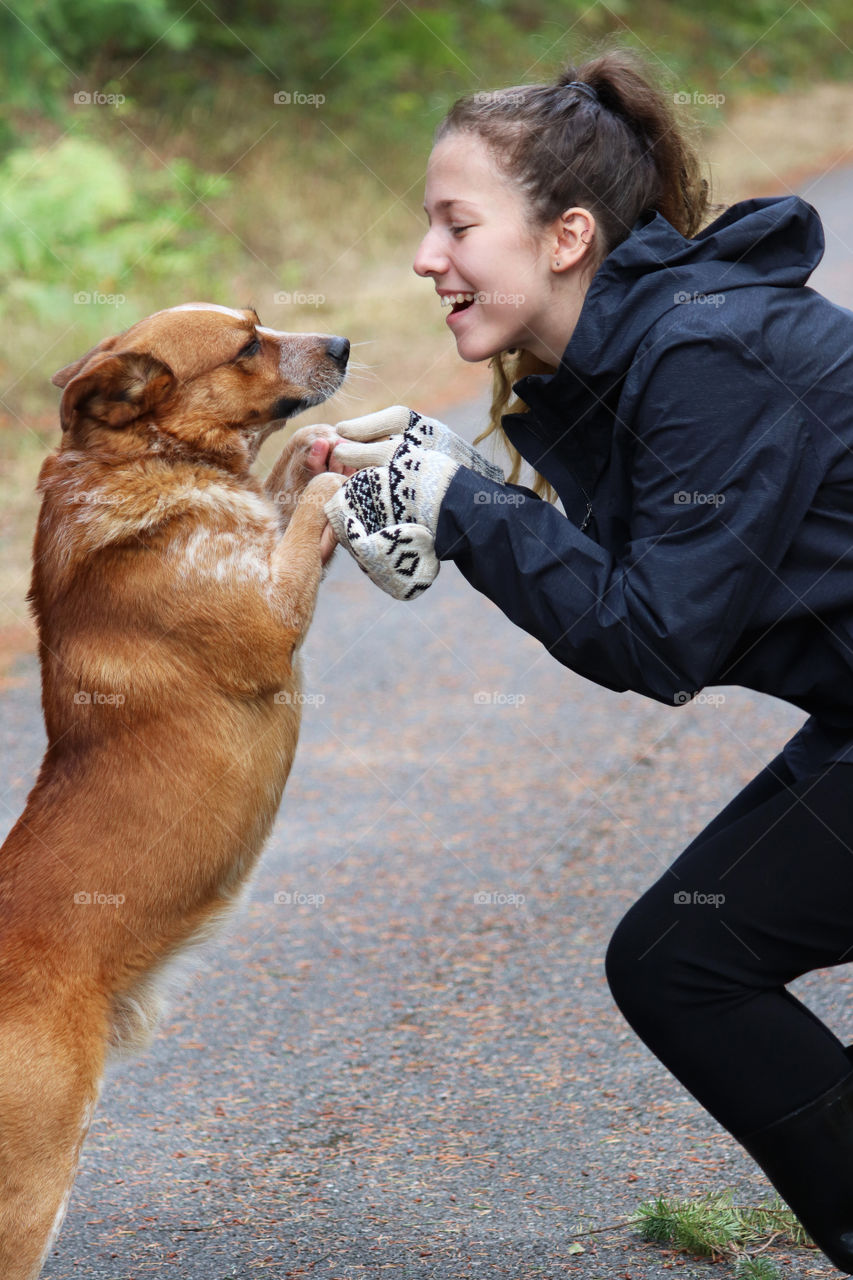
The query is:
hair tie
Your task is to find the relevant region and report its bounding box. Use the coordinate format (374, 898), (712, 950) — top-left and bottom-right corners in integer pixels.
(564, 80), (599, 105)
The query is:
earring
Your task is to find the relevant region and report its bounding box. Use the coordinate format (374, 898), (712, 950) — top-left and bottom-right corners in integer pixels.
(554, 258), (561, 267)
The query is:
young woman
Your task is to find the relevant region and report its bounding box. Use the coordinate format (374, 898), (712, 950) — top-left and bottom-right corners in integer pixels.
(315, 48), (853, 1272)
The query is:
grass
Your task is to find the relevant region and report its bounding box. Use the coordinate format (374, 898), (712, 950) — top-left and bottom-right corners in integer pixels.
(631, 1189), (814, 1276)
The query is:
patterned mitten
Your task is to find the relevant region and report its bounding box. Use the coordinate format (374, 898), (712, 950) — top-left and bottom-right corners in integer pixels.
(331, 406), (505, 486)
(324, 442), (459, 600)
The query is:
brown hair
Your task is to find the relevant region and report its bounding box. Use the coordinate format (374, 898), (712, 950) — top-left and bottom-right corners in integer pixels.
(435, 46), (713, 497)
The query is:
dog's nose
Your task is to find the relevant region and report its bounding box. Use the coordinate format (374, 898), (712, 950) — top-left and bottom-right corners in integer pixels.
(325, 336), (350, 367)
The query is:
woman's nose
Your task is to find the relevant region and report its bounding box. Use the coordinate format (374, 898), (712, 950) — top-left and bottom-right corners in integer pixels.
(413, 228), (449, 278)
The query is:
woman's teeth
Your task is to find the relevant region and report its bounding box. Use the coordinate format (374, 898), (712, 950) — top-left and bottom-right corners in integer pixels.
(441, 292), (476, 308)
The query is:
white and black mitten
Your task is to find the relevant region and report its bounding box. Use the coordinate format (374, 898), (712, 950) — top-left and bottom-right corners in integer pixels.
(324, 442), (460, 600)
(331, 406), (505, 486)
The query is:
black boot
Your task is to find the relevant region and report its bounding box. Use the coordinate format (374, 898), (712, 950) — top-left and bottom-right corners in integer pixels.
(739, 1069), (853, 1274)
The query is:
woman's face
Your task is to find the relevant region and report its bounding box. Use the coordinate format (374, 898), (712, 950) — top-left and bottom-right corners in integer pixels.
(413, 131), (584, 365)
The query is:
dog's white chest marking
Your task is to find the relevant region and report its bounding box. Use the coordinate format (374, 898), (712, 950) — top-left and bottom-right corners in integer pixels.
(175, 527), (272, 585)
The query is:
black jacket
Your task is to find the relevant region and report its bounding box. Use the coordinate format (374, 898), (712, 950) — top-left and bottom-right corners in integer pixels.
(434, 196), (853, 781)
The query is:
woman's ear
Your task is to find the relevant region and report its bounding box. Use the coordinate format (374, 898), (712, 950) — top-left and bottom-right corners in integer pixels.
(551, 207), (597, 272)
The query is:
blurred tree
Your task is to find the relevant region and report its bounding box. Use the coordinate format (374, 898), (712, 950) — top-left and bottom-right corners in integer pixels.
(3, 0), (853, 150)
(0, 0), (193, 142)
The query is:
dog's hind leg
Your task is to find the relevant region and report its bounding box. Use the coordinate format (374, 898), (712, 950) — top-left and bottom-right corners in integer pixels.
(0, 1002), (105, 1280)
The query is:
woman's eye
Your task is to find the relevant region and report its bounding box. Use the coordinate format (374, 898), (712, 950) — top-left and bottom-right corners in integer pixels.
(239, 337), (261, 359)
(450, 224), (473, 236)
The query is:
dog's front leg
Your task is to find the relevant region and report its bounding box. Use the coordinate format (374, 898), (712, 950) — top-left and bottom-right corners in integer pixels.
(265, 425), (342, 532)
(269, 471), (346, 636)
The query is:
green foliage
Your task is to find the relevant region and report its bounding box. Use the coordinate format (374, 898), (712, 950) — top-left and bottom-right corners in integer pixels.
(6, 0), (853, 150)
(633, 1191), (812, 1274)
(634, 1192), (742, 1258)
(734, 1257), (781, 1280)
(0, 136), (232, 320)
(0, 0), (193, 140)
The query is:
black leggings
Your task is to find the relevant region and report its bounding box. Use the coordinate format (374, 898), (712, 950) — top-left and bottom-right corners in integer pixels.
(605, 753), (853, 1139)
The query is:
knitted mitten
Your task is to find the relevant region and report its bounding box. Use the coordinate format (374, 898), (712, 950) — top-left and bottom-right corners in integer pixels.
(331, 406), (505, 486)
(324, 442), (460, 600)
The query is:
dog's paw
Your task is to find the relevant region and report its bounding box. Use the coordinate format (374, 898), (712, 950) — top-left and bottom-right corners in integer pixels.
(287, 424), (340, 477)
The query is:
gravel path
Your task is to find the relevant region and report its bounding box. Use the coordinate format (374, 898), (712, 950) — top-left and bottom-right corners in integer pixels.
(3, 171), (853, 1279)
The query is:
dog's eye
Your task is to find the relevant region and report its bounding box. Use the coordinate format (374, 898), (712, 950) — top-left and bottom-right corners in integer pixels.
(238, 337), (261, 359)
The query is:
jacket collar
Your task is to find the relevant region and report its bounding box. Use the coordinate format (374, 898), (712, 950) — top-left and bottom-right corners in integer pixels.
(501, 369), (619, 507)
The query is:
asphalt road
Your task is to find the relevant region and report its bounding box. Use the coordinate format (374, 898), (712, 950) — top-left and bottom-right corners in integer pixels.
(3, 171), (853, 1280)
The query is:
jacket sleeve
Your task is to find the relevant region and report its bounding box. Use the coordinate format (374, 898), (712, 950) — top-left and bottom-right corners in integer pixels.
(434, 333), (824, 704)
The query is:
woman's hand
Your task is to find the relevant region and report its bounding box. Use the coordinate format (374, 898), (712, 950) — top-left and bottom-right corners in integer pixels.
(330, 406), (505, 485)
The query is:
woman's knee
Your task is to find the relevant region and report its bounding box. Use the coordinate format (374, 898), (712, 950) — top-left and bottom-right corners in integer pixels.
(605, 886), (683, 1027)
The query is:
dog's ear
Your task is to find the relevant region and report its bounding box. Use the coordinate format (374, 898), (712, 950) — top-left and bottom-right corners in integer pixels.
(52, 337), (116, 389)
(57, 350), (175, 433)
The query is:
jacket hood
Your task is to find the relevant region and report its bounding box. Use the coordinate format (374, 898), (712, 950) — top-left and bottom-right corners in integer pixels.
(506, 196), (825, 504)
(562, 195), (823, 381)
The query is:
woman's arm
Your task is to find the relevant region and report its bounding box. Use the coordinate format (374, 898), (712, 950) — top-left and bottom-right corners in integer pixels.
(435, 333), (825, 704)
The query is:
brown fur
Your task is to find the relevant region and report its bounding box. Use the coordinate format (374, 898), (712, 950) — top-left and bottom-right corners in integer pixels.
(0, 303), (349, 1278)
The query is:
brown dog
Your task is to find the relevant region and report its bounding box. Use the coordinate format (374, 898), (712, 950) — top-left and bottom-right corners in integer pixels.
(0, 303), (349, 1278)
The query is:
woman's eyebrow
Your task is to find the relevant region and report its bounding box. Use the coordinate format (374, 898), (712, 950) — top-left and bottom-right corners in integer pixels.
(424, 197), (479, 215)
